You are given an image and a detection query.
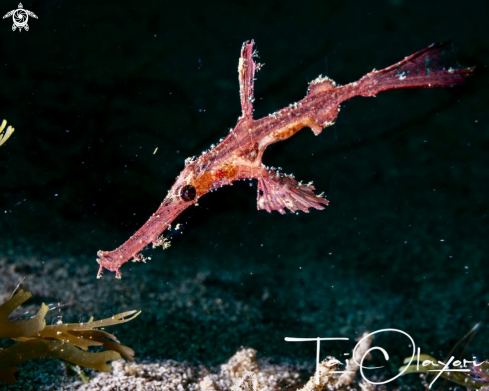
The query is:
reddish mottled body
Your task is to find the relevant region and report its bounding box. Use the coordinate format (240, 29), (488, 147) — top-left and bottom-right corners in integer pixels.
(97, 41), (473, 278)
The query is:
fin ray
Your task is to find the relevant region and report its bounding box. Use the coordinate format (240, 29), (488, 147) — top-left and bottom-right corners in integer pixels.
(257, 170), (328, 214)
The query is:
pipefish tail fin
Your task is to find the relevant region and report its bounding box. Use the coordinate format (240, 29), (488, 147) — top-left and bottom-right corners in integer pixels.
(355, 43), (474, 97)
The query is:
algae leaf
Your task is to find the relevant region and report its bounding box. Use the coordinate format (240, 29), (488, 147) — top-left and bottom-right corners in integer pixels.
(0, 289), (140, 384)
(0, 119), (14, 147)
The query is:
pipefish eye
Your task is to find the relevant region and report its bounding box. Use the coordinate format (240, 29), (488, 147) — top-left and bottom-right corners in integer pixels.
(180, 185), (196, 201)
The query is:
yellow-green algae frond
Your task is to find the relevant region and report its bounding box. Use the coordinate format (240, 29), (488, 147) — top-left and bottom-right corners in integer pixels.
(0, 289), (140, 384)
(0, 119), (14, 147)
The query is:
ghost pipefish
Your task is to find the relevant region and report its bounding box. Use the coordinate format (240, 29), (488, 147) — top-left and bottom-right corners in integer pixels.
(96, 40), (473, 278)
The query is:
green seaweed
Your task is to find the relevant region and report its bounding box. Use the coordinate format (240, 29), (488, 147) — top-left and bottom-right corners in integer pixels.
(0, 289), (139, 384)
(0, 119), (15, 147)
